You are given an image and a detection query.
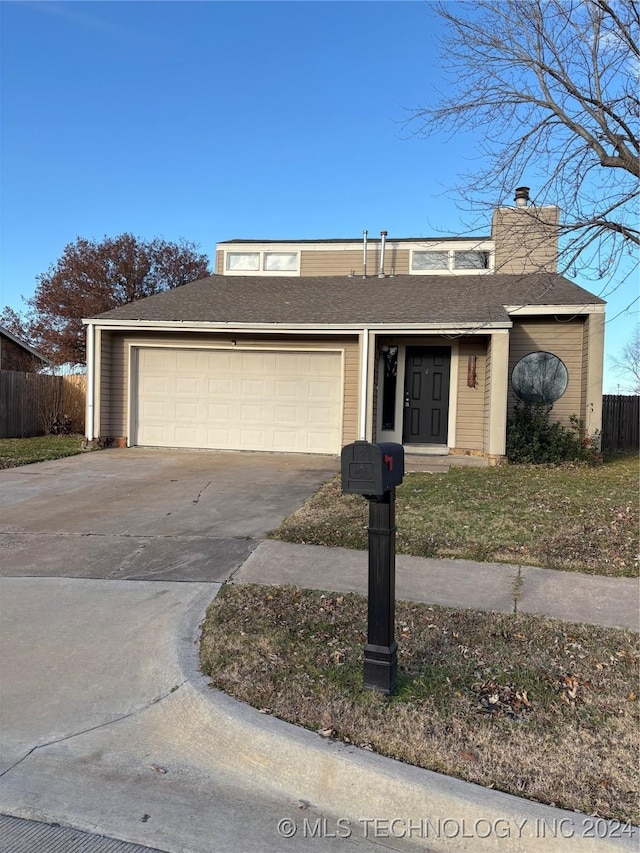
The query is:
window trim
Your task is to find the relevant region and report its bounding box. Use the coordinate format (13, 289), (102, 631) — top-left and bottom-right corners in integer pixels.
(224, 249), (300, 276)
(226, 252), (260, 272)
(410, 245), (494, 274)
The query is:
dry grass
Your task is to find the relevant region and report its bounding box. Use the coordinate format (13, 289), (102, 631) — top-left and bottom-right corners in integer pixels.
(272, 456), (639, 577)
(0, 435), (90, 468)
(201, 584), (640, 823)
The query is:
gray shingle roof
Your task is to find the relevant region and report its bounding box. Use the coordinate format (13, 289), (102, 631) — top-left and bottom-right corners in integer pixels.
(92, 273), (604, 326)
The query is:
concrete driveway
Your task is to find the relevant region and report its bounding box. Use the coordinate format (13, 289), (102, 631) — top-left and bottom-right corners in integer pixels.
(0, 447), (338, 582)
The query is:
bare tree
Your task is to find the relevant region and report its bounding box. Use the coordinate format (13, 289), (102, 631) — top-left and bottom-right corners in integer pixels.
(411, 0), (639, 287)
(609, 326), (640, 393)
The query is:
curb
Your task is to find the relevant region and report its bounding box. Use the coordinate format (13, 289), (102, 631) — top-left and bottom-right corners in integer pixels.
(185, 593), (639, 853)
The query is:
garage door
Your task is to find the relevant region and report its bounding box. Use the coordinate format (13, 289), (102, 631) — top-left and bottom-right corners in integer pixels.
(134, 347), (343, 454)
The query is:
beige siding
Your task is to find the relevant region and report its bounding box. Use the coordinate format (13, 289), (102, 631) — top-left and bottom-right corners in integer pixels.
(98, 332), (359, 448)
(215, 250), (223, 275)
(98, 331), (113, 435)
(581, 316), (589, 421)
(508, 318), (586, 426)
(300, 247), (410, 277)
(483, 339), (492, 452)
(455, 338), (488, 452)
(492, 207), (559, 274)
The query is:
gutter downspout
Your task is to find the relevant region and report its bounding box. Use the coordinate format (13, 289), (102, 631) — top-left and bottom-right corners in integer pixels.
(359, 327), (369, 440)
(85, 322), (95, 442)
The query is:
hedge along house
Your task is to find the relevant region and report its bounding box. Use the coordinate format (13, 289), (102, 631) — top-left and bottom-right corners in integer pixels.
(83, 191), (605, 462)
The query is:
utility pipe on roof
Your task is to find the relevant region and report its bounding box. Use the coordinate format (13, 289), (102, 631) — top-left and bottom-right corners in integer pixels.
(86, 322), (95, 441)
(362, 230), (368, 278)
(359, 327), (369, 440)
(378, 231), (387, 277)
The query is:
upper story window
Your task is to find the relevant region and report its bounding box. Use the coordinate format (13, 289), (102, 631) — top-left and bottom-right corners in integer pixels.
(264, 252), (297, 271)
(411, 247), (493, 274)
(453, 250), (490, 270)
(412, 251), (448, 271)
(227, 252), (260, 271)
(224, 250), (300, 275)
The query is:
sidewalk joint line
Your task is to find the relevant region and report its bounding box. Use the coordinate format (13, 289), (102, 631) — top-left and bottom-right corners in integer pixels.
(512, 565), (523, 614)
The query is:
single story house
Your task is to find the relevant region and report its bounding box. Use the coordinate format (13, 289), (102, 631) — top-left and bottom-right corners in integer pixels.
(0, 326), (49, 372)
(83, 193), (605, 462)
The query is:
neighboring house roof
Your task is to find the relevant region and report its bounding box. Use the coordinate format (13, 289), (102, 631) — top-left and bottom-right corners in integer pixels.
(93, 273), (604, 327)
(0, 326), (49, 363)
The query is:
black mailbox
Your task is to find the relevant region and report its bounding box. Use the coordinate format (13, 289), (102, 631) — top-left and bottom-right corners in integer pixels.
(341, 440), (404, 496)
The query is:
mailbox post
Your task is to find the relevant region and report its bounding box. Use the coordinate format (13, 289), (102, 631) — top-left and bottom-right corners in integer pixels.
(341, 440), (404, 695)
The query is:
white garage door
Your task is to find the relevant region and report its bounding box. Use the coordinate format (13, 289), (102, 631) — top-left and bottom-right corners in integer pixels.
(134, 347), (343, 454)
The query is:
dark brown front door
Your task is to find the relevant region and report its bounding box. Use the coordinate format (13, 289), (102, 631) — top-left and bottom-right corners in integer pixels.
(403, 347), (451, 444)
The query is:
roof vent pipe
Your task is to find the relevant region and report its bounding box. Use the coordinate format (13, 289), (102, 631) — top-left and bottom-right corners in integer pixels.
(378, 230), (387, 278)
(362, 230), (368, 278)
(514, 186), (530, 208)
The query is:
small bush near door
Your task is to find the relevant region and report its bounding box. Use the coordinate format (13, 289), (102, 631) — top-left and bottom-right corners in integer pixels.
(506, 402), (599, 464)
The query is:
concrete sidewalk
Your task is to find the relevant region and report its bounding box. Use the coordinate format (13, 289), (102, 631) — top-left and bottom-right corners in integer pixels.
(233, 540), (640, 631)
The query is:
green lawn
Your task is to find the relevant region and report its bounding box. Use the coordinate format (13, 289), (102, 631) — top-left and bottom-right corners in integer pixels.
(0, 435), (90, 468)
(273, 456), (639, 577)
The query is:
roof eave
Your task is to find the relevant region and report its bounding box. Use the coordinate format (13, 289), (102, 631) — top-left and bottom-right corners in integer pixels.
(83, 318), (513, 333)
(505, 303), (605, 316)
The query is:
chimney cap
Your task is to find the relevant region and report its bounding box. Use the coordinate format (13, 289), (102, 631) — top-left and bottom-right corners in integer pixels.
(514, 186), (530, 207)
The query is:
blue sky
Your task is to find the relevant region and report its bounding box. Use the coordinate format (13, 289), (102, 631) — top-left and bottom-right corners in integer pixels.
(1, 0), (637, 391)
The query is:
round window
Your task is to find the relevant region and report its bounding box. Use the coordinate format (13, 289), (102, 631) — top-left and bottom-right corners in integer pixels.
(511, 351), (568, 404)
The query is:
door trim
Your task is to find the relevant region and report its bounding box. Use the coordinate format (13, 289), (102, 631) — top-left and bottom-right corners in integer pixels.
(402, 346), (452, 445)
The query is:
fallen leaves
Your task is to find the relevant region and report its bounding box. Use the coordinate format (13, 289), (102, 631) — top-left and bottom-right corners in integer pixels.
(200, 584), (640, 824)
(476, 680), (533, 720)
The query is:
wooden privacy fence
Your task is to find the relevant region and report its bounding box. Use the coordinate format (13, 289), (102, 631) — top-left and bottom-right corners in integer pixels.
(601, 395), (639, 452)
(0, 371), (86, 439)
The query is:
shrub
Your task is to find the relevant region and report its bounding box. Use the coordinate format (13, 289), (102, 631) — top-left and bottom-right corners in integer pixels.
(506, 402), (599, 464)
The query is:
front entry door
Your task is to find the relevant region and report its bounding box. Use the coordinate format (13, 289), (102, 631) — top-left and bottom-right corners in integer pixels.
(403, 347), (451, 444)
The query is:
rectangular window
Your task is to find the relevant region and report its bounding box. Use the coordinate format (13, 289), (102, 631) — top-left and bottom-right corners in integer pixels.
(226, 252), (260, 271)
(264, 252), (298, 271)
(381, 346), (398, 430)
(412, 251), (448, 270)
(453, 250), (490, 270)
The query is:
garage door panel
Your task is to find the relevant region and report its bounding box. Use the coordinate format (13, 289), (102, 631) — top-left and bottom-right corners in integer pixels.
(174, 401), (198, 420)
(308, 380), (338, 401)
(208, 378), (233, 396)
(273, 379), (300, 399)
(241, 379), (266, 397)
(176, 350), (200, 370)
(306, 406), (334, 426)
(135, 347), (342, 453)
(140, 400), (167, 419)
(140, 375), (168, 394)
(304, 431), (335, 453)
(174, 426), (199, 444)
(208, 403), (232, 420)
(272, 430), (298, 450)
(240, 403), (266, 422)
(175, 379), (199, 398)
(273, 405), (299, 424)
